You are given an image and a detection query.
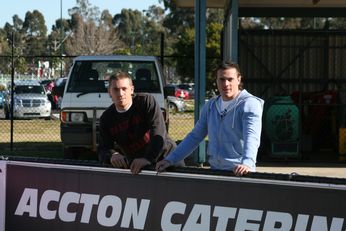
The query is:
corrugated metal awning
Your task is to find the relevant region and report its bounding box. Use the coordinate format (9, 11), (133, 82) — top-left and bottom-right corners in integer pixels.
(173, 0), (346, 8)
(172, 0), (346, 17)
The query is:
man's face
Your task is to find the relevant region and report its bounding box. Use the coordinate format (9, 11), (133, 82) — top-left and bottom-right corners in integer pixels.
(108, 78), (134, 110)
(216, 67), (241, 101)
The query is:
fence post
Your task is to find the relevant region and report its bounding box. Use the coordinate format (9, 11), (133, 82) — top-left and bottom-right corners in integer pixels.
(10, 32), (15, 151)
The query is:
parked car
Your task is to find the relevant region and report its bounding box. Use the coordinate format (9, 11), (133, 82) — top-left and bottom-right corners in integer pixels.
(40, 79), (55, 93)
(4, 80), (51, 119)
(0, 91), (5, 109)
(40, 79), (56, 108)
(164, 84), (190, 100)
(167, 96), (186, 113)
(177, 83), (195, 99)
(51, 77), (67, 109)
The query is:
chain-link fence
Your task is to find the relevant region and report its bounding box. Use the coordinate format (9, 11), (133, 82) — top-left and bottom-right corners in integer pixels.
(0, 54), (197, 159)
(168, 100), (195, 141)
(0, 55), (73, 158)
(1, 30), (346, 163)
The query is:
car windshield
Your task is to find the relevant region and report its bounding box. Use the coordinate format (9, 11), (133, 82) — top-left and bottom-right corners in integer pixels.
(178, 84), (194, 91)
(14, 85), (45, 95)
(55, 78), (67, 87)
(67, 60), (161, 93)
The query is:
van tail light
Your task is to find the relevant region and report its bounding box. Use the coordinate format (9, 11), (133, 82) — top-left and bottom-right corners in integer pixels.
(61, 111), (67, 123)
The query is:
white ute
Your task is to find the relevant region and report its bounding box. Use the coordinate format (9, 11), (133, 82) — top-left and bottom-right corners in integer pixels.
(60, 55), (168, 159)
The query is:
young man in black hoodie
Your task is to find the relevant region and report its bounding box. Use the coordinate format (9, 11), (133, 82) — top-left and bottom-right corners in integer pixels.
(98, 71), (178, 174)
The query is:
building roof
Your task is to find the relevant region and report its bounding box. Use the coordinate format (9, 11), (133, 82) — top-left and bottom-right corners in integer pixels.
(172, 0), (346, 17)
(173, 0), (346, 8)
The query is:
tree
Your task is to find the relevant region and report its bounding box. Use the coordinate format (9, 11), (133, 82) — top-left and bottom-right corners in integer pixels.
(2, 15), (27, 74)
(146, 5), (165, 24)
(65, 16), (122, 55)
(113, 6), (165, 55)
(174, 27), (194, 81)
(175, 22), (222, 93)
(3, 15), (24, 48)
(0, 29), (11, 74)
(160, 0), (223, 91)
(64, 0), (123, 55)
(68, 0), (100, 22)
(22, 10), (48, 56)
(161, 0), (195, 37)
(113, 9), (143, 54)
(52, 18), (71, 33)
(143, 5), (166, 55)
(49, 18), (71, 54)
(239, 17), (330, 29)
(101, 10), (113, 28)
(22, 10), (47, 37)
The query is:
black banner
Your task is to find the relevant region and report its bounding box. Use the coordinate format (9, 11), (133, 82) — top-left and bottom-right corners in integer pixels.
(5, 163), (346, 231)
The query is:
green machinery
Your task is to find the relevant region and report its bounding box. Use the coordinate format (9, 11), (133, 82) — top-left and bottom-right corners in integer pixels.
(264, 96), (300, 157)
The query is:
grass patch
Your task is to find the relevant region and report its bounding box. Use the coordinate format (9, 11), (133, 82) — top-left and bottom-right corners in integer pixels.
(184, 99), (195, 112)
(0, 119), (63, 158)
(168, 112), (194, 141)
(0, 119), (60, 142)
(0, 112), (196, 159)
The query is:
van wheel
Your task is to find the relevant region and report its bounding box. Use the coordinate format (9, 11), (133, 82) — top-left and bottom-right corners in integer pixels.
(63, 147), (80, 159)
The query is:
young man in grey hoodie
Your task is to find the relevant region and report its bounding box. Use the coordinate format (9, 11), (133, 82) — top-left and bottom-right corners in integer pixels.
(156, 61), (264, 176)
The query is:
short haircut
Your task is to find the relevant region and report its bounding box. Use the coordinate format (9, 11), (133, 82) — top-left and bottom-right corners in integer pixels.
(216, 60), (243, 90)
(108, 71), (133, 86)
(217, 60), (241, 77)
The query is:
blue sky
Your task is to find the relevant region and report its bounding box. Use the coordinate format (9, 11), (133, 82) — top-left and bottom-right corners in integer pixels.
(0, 0), (164, 32)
